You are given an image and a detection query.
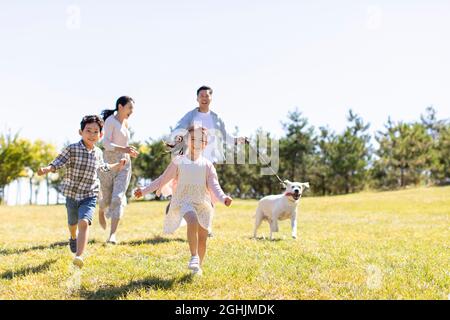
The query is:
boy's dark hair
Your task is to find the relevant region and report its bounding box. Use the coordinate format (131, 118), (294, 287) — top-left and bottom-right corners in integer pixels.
(101, 96), (135, 121)
(196, 86), (213, 96)
(80, 115), (104, 132)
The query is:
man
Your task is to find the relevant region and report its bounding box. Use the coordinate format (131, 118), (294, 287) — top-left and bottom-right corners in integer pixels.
(171, 86), (247, 163)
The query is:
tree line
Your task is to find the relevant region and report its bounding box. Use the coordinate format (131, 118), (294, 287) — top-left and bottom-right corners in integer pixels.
(1, 106), (449, 204)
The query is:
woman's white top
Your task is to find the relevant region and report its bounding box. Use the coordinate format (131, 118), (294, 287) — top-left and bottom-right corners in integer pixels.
(103, 115), (130, 151)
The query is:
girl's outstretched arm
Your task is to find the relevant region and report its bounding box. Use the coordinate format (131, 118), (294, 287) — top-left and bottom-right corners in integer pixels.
(140, 158), (178, 196)
(206, 162), (228, 204)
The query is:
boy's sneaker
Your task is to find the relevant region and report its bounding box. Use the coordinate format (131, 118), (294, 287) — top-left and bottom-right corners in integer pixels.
(188, 255), (200, 272)
(73, 256), (84, 269)
(69, 238), (77, 253)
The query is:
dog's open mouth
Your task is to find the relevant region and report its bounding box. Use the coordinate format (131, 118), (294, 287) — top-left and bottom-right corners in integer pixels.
(285, 192), (301, 200)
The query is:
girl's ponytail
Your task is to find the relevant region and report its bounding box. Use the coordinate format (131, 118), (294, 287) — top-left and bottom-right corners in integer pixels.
(101, 109), (116, 121)
(101, 96), (135, 121)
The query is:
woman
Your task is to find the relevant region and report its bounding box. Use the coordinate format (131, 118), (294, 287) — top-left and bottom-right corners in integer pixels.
(99, 96), (139, 244)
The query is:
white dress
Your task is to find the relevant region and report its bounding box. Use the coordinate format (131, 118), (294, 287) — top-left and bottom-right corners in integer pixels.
(164, 156), (214, 234)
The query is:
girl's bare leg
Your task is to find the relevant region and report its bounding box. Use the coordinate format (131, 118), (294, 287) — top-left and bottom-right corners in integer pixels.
(198, 226), (208, 265)
(185, 211), (199, 256)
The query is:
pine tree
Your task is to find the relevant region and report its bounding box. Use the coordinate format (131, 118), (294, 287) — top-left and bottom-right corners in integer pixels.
(373, 119), (435, 188)
(327, 110), (371, 194)
(279, 108), (316, 185)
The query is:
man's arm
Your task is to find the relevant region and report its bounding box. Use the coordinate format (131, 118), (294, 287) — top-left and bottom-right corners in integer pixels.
(218, 118), (248, 147)
(172, 109), (194, 132)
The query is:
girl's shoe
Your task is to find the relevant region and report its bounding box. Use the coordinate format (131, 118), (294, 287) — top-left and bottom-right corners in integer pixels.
(188, 255), (200, 272)
(73, 256), (84, 268)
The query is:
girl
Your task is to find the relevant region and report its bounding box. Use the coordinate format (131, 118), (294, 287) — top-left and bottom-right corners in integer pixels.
(134, 126), (232, 275)
(99, 96), (139, 244)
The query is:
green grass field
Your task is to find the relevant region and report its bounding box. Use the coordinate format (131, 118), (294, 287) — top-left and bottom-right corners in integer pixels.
(0, 187), (449, 300)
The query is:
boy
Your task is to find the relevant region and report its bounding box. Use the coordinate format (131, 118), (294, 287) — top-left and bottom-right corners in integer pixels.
(38, 115), (127, 268)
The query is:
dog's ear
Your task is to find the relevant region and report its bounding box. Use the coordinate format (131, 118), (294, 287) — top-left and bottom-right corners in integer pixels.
(283, 180), (292, 185)
(302, 182), (310, 189)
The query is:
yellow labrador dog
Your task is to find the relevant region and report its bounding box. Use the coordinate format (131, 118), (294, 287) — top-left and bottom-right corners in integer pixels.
(253, 180), (309, 240)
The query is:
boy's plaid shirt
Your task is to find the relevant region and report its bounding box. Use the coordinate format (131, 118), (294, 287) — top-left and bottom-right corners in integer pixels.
(50, 140), (111, 201)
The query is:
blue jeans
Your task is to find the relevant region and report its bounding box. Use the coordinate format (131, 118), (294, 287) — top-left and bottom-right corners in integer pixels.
(65, 196), (97, 226)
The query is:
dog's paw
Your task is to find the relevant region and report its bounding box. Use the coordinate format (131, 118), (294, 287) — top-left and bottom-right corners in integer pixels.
(292, 235), (297, 239)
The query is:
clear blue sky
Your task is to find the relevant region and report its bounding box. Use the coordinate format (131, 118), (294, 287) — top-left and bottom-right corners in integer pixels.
(1, 0), (449, 149)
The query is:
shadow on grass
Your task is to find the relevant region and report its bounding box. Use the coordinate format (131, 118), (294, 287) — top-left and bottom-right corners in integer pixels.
(0, 239), (99, 256)
(80, 273), (194, 300)
(120, 235), (186, 246)
(250, 236), (283, 242)
(0, 259), (57, 280)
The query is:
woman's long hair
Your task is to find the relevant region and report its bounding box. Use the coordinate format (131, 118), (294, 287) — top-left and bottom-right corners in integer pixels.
(101, 96), (134, 121)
